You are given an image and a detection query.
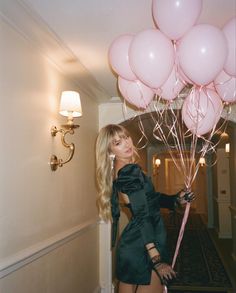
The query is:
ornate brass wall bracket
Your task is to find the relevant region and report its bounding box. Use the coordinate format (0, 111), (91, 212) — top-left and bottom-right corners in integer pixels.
(49, 125), (79, 171)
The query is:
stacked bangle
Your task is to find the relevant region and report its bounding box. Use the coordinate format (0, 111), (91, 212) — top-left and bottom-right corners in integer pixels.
(147, 246), (156, 251)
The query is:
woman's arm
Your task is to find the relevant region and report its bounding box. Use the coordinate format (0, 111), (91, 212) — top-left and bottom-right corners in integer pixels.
(146, 242), (176, 285)
(158, 190), (195, 209)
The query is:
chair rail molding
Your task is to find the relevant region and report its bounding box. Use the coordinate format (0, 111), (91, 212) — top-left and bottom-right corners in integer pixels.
(0, 219), (99, 278)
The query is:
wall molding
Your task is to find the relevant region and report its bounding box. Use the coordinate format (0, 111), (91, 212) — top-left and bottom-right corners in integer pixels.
(232, 253), (236, 262)
(229, 205), (236, 213)
(213, 196), (231, 204)
(99, 221), (113, 293)
(0, 0), (109, 102)
(229, 205), (236, 220)
(217, 231), (232, 239)
(93, 286), (101, 293)
(0, 219), (99, 279)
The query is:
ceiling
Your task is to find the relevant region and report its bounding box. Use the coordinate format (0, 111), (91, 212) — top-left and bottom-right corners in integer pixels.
(22, 0), (236, 101)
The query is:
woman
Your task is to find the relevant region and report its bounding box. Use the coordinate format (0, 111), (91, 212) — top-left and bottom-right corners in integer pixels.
(96, 124), (193, 293)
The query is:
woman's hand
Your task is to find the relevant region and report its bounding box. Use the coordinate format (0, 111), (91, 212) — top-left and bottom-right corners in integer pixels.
(153, 262), (176, 285)
(177, 190), (195, 205)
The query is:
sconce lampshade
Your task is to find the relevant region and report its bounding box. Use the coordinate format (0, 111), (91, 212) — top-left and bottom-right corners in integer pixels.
(199, 157), (206, 166)
(155, 158), (161, 167)
(59, 91), (82, 117)
(220, 132), (229, 140)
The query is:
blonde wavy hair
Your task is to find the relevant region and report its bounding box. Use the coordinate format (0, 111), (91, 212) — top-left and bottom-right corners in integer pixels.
(96, 124), (138, 221)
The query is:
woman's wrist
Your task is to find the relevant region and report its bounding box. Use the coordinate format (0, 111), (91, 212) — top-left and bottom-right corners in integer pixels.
(145, 244), (159, 259)
(151, 254), (161, 266)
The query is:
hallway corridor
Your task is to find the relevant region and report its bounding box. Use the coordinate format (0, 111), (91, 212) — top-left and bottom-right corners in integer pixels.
(209, 229), (236, 291)
(162, 211), (236, 293)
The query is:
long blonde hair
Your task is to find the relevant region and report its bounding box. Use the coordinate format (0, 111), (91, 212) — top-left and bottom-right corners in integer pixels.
(96, 124), (137, 221)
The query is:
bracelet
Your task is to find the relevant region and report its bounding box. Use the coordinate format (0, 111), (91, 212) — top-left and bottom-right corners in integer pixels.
(147, 246), (156, 251)
(153, 261), (162, 269)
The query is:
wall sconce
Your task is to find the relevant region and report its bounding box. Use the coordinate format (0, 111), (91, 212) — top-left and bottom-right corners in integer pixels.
(153, 157), (161, 175)
(220, 131), (229, 140)
(155, 158), (161, 168)
(50, 91), (82, 171)
(199, 157), (206, 167)
(225, 143), (230, 153)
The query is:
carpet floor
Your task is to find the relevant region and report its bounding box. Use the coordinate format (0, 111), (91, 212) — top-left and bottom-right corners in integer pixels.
(163, 211), (233, 293)
(168, 289), (228, 293)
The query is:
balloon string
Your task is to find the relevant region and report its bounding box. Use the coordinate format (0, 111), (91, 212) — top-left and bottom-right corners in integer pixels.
(163, 203), (191, 293)
(171, 202), (191, 268)
(136, 115), (149, 149)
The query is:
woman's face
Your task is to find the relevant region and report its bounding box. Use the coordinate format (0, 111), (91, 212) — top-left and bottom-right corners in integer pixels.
(109, 132), (134, 162)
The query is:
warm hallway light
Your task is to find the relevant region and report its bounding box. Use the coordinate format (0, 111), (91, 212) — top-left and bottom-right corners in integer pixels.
(225, 143), (230, 153)
(199, 157), (206, 167)
(155, 158), (161, 167)
(220, 132), (229, 140)
(49, 91), (82, 171)
(59, 91), (82, 124)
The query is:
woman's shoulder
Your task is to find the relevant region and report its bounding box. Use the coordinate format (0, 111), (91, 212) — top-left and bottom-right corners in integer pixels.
(117, 163), (141, 178)
(114, 163), (144, 193)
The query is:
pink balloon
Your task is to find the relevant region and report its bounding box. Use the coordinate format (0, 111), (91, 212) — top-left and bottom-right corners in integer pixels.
(178, 24), (227, 86)
(152, 0), (202, 40)
(178, 66), (194, 85)
(129, 29), (174, 89)
(223, 17), (236, 77)
(108, 34), (136, 80)
(214, 70), (236, 103)
(182, 89), (223, 136)
(118, 76), (154, 109)
(159, 67), (185, 100)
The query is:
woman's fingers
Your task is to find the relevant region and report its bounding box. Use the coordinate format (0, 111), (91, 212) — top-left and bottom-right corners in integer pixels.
(184, 191), (195, 202)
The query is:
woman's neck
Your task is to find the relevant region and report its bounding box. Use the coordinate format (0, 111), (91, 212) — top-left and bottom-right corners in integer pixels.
(116, 157), (133, 165)
(114, 158), (134, 177)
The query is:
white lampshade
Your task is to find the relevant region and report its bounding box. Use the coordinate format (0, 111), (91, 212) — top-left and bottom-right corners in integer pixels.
(59, 91), (82, 117)
(221, 132), (229, 140)
(199, 157), (206, 166)
(155, 158), (161, 167)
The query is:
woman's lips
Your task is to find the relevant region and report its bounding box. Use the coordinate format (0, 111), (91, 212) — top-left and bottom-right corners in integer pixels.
(126, 148), (132, 153)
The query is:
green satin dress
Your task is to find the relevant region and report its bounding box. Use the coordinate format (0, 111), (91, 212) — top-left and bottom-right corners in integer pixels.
(111, 164), (177, 285)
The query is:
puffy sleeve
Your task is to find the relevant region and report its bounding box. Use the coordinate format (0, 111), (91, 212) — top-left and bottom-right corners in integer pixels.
(115, 164), (155, 246)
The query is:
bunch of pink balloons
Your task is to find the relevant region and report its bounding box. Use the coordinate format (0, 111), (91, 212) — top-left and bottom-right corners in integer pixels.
(182, 89), (223, 136)
(108, 0), (236, 135)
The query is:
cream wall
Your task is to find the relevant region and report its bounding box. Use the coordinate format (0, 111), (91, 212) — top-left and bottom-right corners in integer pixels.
(0, 8), (101, 293)
(229, 124), (236, 260)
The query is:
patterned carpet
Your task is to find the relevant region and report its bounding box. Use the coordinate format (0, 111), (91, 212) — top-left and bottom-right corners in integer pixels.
(168, 289), (228, 293)
(162, 211), (233, 293)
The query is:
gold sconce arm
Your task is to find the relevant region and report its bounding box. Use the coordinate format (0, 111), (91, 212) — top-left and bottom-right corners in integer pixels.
(50, 125), (79, 171)
(50, 90), (82, 171)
